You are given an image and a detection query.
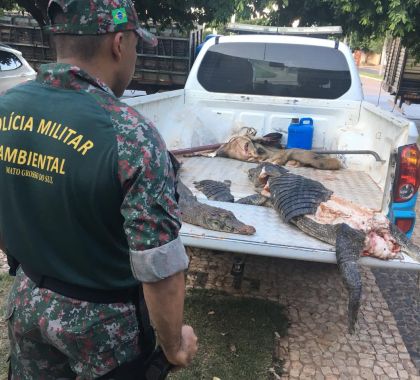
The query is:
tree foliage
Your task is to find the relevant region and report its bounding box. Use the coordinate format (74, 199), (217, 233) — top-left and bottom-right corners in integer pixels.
(0, 0), (240, 27)
(0, 0), (48, 26)
(0, 0), (419, 57)
(245, 0), (420, 59)
(0, 0), (17, 11)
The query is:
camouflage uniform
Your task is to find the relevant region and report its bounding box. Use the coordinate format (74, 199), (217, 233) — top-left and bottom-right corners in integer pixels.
(6, 268), (141, 379)
(0, 0), (188, 378)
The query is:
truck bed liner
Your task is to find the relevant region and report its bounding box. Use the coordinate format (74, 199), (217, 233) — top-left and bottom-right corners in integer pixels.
(177, 156), (420, 270)
(179, 156), (382, 209)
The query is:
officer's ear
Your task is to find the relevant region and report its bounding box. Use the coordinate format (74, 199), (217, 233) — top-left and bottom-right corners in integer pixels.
(111, 32), (125, 62)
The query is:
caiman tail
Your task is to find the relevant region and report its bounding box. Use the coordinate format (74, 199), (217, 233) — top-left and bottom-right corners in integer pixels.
(292, 217), (365, 333)
(335, 224), (366, 334)
(266, 168), (364, 334)
(252, 162), (419, 333)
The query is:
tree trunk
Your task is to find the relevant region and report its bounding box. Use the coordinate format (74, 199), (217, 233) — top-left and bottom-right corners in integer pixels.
(16, 0), (48, 27)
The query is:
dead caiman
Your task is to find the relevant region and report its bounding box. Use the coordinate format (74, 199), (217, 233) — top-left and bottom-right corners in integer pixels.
(193, 178), (274, 206)
(177, 179), (256, 235)
(168, 151), (256, 235)
(241, 163), (420, 333)
(193, 180), (234, 202)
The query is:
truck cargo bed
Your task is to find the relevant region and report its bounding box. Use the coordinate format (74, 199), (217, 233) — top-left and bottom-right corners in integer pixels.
(177, 156), (420, 270)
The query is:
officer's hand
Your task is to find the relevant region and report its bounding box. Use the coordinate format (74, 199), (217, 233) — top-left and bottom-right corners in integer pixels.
(165, 325), (198, 368)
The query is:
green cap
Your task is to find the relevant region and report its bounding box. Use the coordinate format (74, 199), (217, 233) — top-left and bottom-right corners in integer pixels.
(47, 0), (158, 47)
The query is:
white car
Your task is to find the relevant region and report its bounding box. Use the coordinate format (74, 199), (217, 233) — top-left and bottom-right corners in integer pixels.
(121, 89), (147, 99)
(0, 44), (36, 93)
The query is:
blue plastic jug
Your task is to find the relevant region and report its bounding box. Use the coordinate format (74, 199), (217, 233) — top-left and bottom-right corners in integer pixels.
(286, 117), (314, 150)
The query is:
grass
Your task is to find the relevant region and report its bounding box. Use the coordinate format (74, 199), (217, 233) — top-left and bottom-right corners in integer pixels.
(0, 273), (13, 380)
(169, 289), (288, 380)
(358, 71), (384, 81)
(253, 62), (277, 79)
(254, 66), (277, 79)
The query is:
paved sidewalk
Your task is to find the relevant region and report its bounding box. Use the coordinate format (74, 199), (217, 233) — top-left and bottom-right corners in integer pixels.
(361, 74), (420, 122)
(372, 268), (420, 371)
(371, 198), (420, 372)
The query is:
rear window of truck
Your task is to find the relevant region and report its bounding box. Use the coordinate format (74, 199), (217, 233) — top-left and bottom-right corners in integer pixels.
(197, 42), (352, 99)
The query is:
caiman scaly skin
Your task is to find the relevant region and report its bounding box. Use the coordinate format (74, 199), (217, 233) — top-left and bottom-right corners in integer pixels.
(292, 215), (338, 246)
(335, 224), (365, 334)
(193, 180), (234, 202)
(248, 163), (288, 190)
(266, 172), (364, 333)
(293, 217), (366, 333)
(291, 215), (420, 332)
(248, 162), (420, 333)
(236, 194), (272, 207)
(177, 180), (256, 235)
(269, 174), (333, 223)
(262, 167), (420, 263)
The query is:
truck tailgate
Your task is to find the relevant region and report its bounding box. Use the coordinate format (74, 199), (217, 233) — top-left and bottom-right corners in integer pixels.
(177, 156), (420, 271)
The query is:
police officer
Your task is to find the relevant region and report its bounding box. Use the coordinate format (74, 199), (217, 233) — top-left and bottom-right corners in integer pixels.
(0, 0), (198, 378)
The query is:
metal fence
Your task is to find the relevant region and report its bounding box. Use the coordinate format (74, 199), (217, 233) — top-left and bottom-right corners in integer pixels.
(0, 14), (202, 92)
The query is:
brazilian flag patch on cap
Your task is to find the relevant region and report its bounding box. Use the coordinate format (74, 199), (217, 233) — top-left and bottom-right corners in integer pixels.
(112, 8), (128, 25)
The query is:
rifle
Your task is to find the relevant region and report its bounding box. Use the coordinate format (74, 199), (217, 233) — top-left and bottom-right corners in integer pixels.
(98, 345), (174, 380)
(144, 346), (174, 380)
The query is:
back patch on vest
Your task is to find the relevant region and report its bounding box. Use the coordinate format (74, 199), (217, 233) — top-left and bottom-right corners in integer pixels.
(0, 113), (95, 185)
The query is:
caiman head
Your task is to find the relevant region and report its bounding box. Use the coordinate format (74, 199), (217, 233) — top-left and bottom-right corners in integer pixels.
(248, 163), (288, 192)
(201, 205), (256, 235)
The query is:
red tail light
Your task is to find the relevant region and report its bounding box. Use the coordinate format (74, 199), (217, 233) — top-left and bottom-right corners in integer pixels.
(395, 218), (414, 233)
(393, 144), (420, 202)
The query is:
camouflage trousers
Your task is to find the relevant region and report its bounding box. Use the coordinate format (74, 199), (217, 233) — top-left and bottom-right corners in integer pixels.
(6, 268), (141, 379)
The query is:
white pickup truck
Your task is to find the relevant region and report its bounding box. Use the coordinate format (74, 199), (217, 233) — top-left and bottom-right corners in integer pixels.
(125, 34), (420, 272)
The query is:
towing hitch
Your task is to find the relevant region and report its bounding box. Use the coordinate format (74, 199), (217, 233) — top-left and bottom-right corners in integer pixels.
(230, 255), (246, 289)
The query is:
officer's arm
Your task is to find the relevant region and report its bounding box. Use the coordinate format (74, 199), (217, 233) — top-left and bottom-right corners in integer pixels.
(115, 114), (197, 366)
(143, 271), (197, 367)
(118, 122), (189, 283)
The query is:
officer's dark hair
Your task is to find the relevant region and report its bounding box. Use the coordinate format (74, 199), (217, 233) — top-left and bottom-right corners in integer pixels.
(49, 3), (109, 61)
